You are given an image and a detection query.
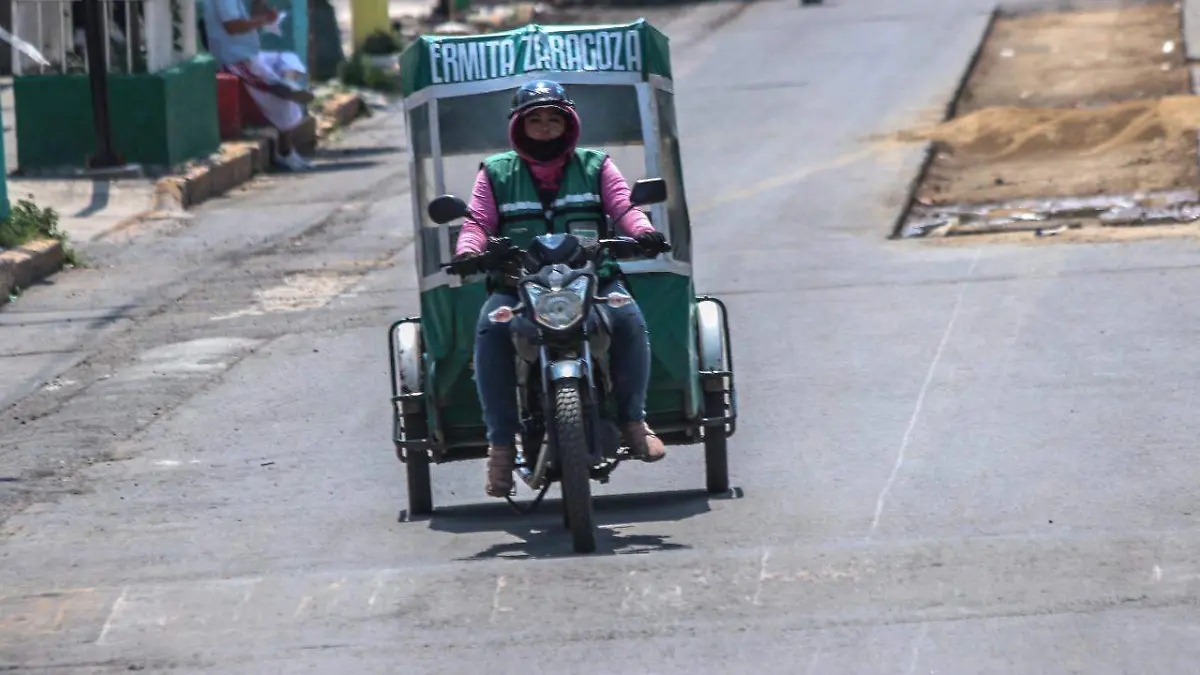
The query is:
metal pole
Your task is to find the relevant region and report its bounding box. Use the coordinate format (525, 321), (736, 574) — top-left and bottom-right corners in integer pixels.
(81, 0), (122, 167)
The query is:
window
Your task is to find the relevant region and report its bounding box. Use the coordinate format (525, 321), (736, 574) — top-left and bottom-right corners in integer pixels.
(655, 88), (691, 263)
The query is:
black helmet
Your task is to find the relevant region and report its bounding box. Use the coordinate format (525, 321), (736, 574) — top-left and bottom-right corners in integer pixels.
(508, 79), (575, 119)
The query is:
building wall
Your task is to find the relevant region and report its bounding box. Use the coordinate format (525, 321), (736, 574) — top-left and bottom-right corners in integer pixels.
(13, 54), (220, 171)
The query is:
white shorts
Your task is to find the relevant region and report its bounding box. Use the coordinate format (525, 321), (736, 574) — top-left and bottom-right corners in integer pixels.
(223, 57), (305, 133)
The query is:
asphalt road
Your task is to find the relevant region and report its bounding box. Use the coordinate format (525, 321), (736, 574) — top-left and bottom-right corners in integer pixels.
(5, 0), (1200, 672)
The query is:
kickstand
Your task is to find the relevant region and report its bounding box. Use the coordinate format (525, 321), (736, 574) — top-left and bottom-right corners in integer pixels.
(505, 483), (552, 515)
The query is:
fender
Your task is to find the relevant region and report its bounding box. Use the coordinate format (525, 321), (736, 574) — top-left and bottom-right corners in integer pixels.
(393, 320), (424, 394)
(697, 299), (728, 389)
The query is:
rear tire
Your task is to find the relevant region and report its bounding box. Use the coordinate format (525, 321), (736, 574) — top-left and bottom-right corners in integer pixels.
(703, 390), (729, 495)
(554, 381), (596, 553)
(404, 413), (434, 517)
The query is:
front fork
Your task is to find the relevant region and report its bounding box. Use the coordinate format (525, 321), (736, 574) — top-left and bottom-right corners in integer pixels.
(524, 341), (603, 484)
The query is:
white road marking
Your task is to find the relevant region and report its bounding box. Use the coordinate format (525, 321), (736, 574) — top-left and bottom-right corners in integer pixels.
(95, 585), (129, 646)
(869, 248), (982, 538)
(751, 547), (771, 607)
(905, 623), (930, 675)
(489, 575), (509, 624)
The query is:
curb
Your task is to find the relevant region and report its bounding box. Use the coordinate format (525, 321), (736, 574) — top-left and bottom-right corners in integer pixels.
(0, 239), (65, 306)
(153, 93), (366, 211)
(888, 8), (999, 240)
(1, 92), (368, 309)
(153, 138), (266, 210)
(317, 92), (368, 138)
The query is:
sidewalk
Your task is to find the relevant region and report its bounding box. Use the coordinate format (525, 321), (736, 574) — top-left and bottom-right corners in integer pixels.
(0, 77), (159, 246)
(0, 75), (374, 250)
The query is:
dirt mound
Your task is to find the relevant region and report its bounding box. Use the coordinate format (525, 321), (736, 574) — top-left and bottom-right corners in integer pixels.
(900, 4), (1200, 215)
(898, 96), (1200, 160)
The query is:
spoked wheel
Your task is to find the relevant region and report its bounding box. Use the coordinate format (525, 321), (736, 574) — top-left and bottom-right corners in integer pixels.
(553, 381), (596, 553)
(703, 390), (730, 495)
(404, 413), (434, 517)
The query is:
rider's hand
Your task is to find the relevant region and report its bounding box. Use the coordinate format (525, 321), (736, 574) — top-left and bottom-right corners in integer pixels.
(449, 251), (481, 276)
(582, 240), (603, 259)
(485, 237), (514, 256)
(635, 231), (669, 256)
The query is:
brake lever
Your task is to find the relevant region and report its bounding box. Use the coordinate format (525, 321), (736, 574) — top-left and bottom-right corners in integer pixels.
(641, 243), (671, 258)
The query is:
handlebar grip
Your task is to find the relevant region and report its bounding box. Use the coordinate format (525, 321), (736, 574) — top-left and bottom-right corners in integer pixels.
(599, 237), (671, 258)
(442, 257), (483, 276)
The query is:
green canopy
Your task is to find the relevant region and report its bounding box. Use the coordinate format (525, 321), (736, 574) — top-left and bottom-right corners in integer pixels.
(399, 19), (673, 97)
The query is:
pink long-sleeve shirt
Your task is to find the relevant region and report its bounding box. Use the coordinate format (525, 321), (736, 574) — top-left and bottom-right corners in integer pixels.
(454, 157), (656, 255)
(454, 106), (656, 255)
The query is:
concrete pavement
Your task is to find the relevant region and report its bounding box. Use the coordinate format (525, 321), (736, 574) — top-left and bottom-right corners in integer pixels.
(6, 0), (1200, 672)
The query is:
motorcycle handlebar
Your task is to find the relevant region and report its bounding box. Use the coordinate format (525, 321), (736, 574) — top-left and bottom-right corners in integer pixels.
(440, 236), (671, 276)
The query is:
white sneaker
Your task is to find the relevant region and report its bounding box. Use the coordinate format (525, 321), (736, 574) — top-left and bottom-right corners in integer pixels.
(288, 150), (314, 169)
(273, 150), (310, 172)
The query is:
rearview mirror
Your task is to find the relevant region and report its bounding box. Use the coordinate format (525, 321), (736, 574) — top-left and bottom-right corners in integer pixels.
(428, 195), (469, 224)
(629, 178), (667, 206)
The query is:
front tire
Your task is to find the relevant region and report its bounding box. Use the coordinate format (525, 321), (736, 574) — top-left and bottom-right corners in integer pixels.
(554, 381), (596, 553)
(404, 413), (434, 516)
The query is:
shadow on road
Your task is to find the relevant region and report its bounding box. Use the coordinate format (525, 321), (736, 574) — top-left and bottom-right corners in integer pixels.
(283, 159), (383, 174)
(313, 145), (404, 158)
(409, 487), (745, 560)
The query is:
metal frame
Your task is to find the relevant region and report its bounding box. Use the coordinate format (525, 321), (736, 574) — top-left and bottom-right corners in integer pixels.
(391, 26), (734, 487)
(390, 294), (736, 463)
(388, 317), (432, 457)
(406, 70), (693, 293)
(618, 74), (691, 277)
(403, 71), (646, 110)
(696, 295), (738, 438)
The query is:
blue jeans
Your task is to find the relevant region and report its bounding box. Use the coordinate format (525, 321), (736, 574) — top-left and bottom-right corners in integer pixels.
(473, 281), (651, 447)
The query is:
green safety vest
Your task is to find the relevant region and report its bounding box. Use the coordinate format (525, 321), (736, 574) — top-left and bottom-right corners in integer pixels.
(482, 148), (620, 282)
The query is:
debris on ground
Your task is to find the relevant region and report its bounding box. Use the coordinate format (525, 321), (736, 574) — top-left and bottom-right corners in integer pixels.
(901, 96), (1200, 204)
(897, 3), (1200, 239)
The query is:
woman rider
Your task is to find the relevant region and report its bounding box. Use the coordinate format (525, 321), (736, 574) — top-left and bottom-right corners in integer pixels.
(449, 79), (671, 498)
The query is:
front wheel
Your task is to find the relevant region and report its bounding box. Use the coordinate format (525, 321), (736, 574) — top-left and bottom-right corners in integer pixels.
(554, 381), (596, 553)
(703, 391), (729, 494)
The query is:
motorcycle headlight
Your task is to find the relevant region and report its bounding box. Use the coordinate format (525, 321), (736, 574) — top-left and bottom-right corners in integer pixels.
(527, 277), (589, 330)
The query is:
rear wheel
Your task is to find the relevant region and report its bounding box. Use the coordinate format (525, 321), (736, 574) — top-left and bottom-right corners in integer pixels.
(554, 381), (596, 553)
(392, 320), (432, 515)
(404, 413), (434, 516)
(703, 390), (729, 495)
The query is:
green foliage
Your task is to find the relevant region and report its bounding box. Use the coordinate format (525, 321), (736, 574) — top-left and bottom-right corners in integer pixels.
(0, 198), (62, 249)
(337, 53), (400, 93)
(0, 196), (83, 267)
(361, 29), (403, 55)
